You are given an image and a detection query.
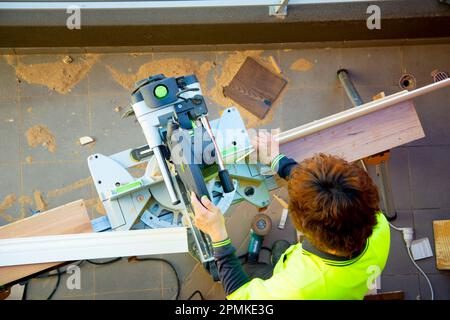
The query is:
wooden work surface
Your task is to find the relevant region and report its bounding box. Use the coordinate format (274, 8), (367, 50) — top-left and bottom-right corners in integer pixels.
(280, 100), (425, 163)
(433, 220), (450, 270)
(223, 57), (287, 119)
(0, 200), (93, 286)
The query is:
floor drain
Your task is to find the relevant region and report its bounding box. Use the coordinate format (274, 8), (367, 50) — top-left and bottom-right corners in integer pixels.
(431, 70), (449, 83)
(399, 74), (416, 90)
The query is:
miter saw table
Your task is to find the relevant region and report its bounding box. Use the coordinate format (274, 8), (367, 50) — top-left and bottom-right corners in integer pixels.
(87, 74), (278, 279)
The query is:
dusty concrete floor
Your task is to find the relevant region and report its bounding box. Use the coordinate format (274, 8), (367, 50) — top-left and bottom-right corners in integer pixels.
(0, 43), (449, 300)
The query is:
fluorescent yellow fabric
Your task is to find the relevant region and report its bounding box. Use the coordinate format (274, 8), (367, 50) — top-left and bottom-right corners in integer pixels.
(228, 212), (390, 300)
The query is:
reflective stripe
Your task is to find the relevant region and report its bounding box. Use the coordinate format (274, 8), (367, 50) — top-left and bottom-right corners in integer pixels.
(271, 154), (285, 171)
(212, 238), (231, 248)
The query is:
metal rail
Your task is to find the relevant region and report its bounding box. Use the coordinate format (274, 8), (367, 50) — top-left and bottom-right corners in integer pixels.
(0, 0), (386, 10)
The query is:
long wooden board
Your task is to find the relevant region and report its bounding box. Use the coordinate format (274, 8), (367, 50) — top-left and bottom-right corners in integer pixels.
(0, 200), (92, 285)
(433, 220), (450, 270)
(280, 100), (424, 163)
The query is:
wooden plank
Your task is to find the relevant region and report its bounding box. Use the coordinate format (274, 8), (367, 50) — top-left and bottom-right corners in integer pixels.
(280, 100), (425, 163)
(277, 77), (450, 144)
(433, 220), (450, 270)
(0, 228), (188, 267)
(0, 200), (92, 285)
(223, 57), (287, 119)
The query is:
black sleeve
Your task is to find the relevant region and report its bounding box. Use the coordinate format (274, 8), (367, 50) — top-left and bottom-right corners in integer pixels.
(272, 155), (298, 180)
(213, 240), (250, 295)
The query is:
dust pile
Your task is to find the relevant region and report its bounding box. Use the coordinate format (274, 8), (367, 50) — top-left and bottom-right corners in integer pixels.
(33, 191), (48, 212)
(25, 156), (33, 164)
(4, 54), (99, 94)
(106, 57), (213, 91)
(26, 125), (56, 153)
(84, 197), (106, 216)
(0, 194), (16, 222)
(290, 58), (314, 71)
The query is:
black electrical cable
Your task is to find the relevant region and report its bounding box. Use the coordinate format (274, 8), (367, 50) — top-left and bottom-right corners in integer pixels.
(187, 290), (205, 300)
(46, 269), (61, 300)
(133, 256), (181, 300)
(86, 257), (122, 265)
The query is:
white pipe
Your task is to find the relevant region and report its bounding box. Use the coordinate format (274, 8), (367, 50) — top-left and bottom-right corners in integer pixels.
(0, 0), (387, 10)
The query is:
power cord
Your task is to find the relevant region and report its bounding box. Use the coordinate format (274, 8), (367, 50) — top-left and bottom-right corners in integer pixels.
(389, 222), (435, 300)
(22, 257), (181, 300)
(187, 290), (205, 300)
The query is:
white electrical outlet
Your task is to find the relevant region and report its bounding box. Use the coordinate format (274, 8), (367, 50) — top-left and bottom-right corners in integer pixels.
(410, 237), (433, 261)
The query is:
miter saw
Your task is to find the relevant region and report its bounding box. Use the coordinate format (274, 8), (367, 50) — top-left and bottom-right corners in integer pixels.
(87, 74), (278, 280)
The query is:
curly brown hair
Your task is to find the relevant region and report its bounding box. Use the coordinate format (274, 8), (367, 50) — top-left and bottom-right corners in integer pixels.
(288, 154), (379, 257)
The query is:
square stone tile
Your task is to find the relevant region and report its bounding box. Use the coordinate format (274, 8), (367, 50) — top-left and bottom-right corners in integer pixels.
(93, 257), (162, 294)
(380, 274), (420, 300)
(0, 56), (18, 101)
(21, 161), (92, 213)
(90, 93), (147, 156)
(279, 47), (341, 88)
(413, 208), (450, 274)
(0, 99), (20, 164)
(281, 86), (346, 131)
(0, 163), (21, 225)
(340, 46), (402, 87)
(409, 146), (450, 209)
(406, 89), (450, 146)
(20, 94), (90, 162)
(419, 273), (450, 300)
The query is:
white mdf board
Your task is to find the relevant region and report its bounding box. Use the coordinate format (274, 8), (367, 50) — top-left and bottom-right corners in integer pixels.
(0, 227), (188, 267)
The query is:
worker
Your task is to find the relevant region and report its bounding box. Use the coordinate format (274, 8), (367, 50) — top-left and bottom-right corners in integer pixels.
(190, 131), (390, 299)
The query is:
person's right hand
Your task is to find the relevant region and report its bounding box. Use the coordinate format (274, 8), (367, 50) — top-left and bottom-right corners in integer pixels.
(250, 131), (280, 165)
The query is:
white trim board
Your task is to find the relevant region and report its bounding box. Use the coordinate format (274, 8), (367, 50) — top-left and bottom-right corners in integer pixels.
(0, 228), (188, 267)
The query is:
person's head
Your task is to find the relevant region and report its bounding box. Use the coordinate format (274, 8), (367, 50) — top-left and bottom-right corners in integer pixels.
(288, 154), (379, 257)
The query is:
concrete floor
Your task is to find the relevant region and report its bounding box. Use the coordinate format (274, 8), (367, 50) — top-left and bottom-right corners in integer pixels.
(0, 42), (449, 300)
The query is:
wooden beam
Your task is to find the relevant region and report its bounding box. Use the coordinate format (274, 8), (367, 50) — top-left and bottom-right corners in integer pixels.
(0, 200), (92, 286)
(276, 78), (449, 144)
(0, 228), (188, 267)
(279, 100), (424, 163)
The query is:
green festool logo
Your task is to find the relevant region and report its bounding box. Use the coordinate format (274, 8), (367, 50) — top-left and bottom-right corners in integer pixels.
(154, 85), (168, 99)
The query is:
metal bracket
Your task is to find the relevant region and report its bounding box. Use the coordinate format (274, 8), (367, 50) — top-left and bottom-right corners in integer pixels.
(269, 0), (289, 18)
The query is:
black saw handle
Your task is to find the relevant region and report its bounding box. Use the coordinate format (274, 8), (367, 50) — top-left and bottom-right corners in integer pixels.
(219, 169), (234, 193)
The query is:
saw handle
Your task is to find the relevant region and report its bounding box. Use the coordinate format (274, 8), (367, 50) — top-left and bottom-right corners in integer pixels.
(219, 169), (234, 193)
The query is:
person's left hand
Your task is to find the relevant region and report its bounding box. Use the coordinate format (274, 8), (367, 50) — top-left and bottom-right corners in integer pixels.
(190, 192), (228, 242)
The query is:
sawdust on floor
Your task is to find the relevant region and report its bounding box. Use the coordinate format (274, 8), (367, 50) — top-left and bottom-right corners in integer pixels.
(105, 57), (213, 92)
(0, 194), (16, 222)
(33, 191), (48, 212)
(4, 54), (99, 94)
(84, 197), (106, 216)
(25, 125), (57, 153)
(209, 51), (285, 128)
(25, 156), (33, 164)
(290, 58), (314, 71)
(46, 177), (93, 198)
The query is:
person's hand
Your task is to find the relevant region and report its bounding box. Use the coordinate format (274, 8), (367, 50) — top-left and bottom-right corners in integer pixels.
(190, 192), (228, 242)
(250, 131), (280, 165)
